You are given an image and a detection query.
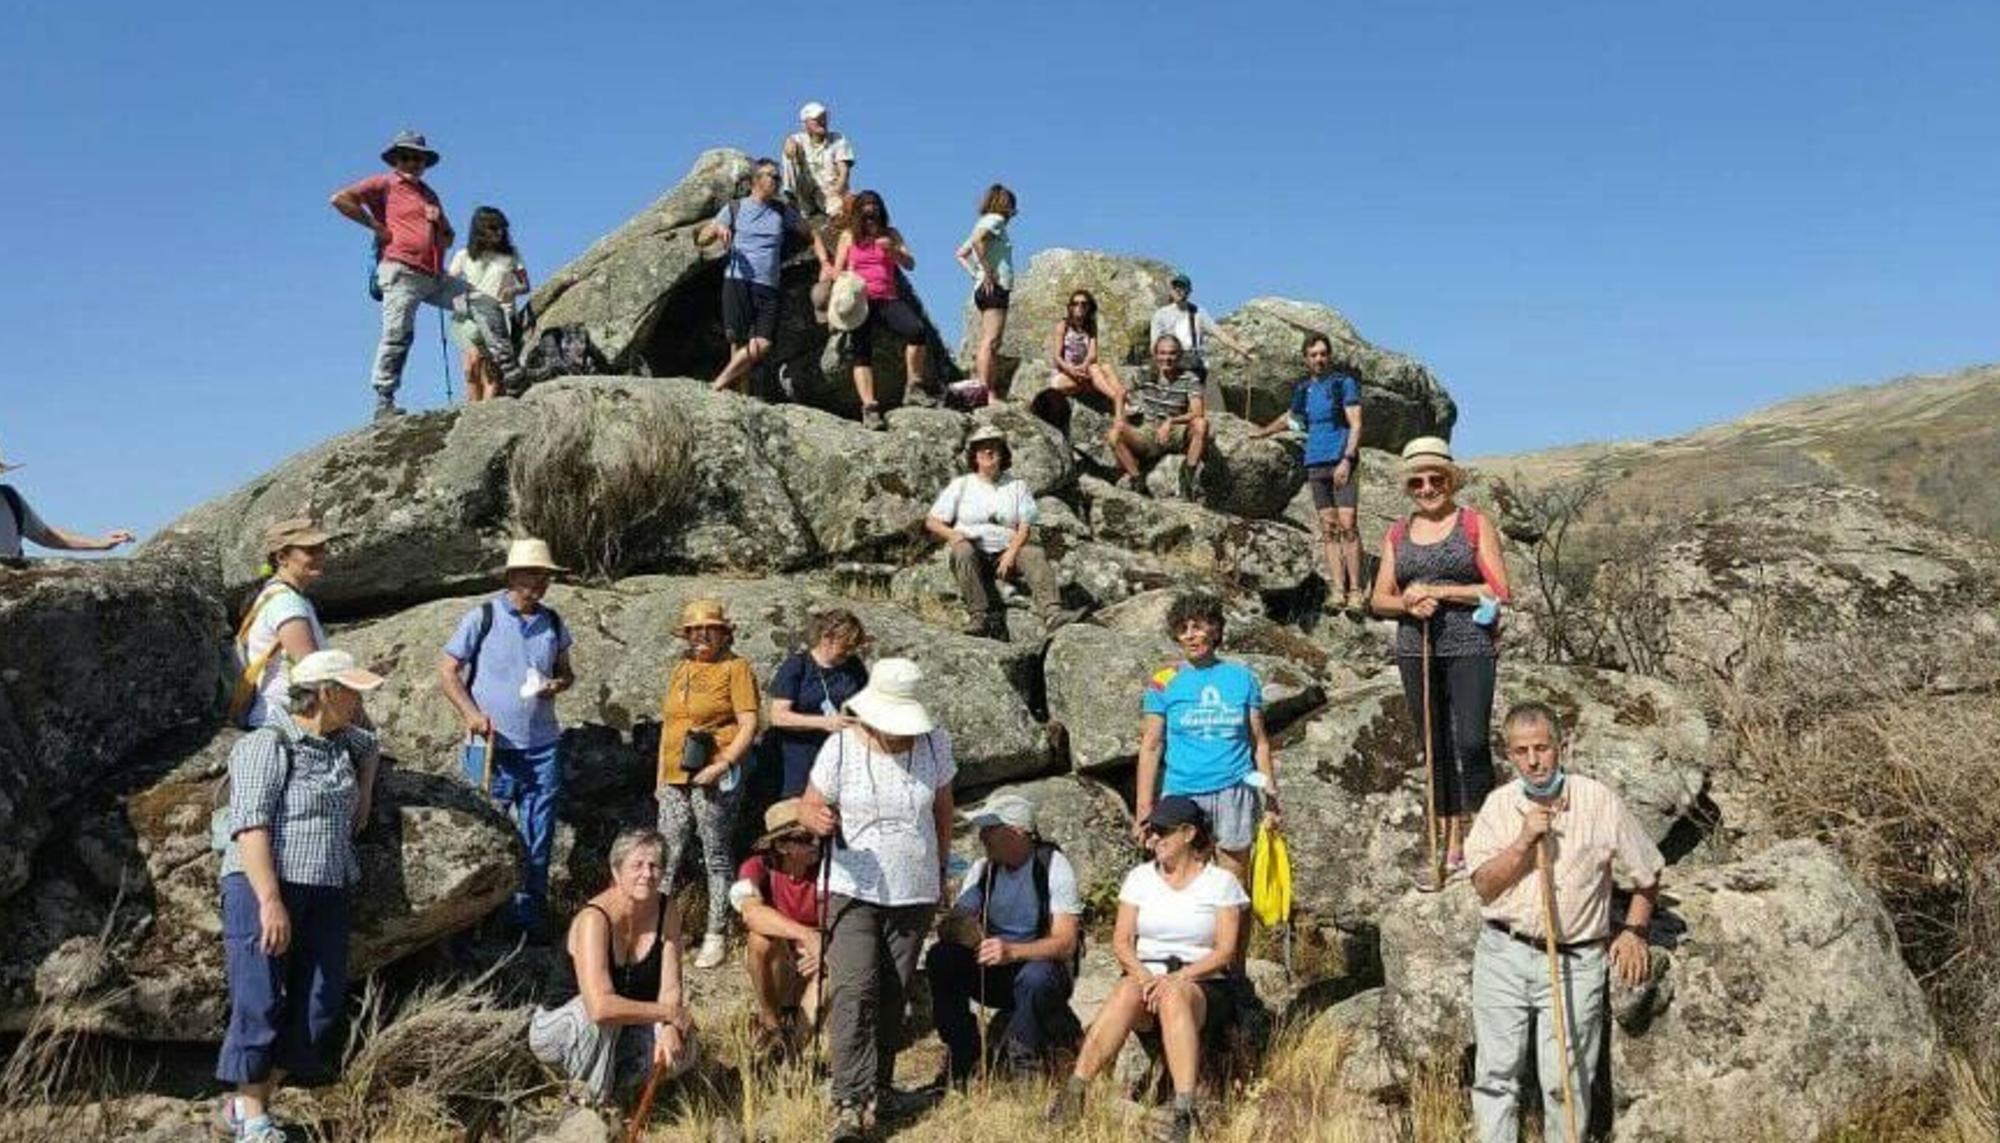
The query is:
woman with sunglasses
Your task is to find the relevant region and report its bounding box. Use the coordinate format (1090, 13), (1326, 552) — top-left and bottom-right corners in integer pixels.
(657, 598), (761, 971)
(1044, 290), (1128, 410)
(1369, 437), (1510, 875)
(1045, 796), (1248, 1143)
(832, 189), (933, 430)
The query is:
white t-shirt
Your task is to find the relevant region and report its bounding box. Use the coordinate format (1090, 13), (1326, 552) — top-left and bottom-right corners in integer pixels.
(956, 848), (1081, 943)
(787, 130), (856, 194)
(808, 726), (957, 907)
(449, 248), (525, 304)
(236, 581), (325, 728)
(1119, 861), (1249, 967)
(929, 473), (1037, 555)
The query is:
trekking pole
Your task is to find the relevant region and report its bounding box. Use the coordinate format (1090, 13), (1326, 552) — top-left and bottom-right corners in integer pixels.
(1536, 836), (1582, 1143)
(438, 308), (454, 404)
(813, 837), (833, 1067)
(1421, 621), (1444, 892)
(624, 1057), (666, 1143)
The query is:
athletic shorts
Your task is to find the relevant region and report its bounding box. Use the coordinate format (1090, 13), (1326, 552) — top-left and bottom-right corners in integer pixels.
(850, 296), (926, 358)
(1306, 456), (1360, 511)
(1126, 418), (1191, 461)
(722, 279), (780, 347)
(1185, 783), (1261, 851)
(973, 282), (1011, 312)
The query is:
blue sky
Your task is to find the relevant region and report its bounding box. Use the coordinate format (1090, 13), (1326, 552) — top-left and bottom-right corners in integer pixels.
(4, 1), (1996, 540)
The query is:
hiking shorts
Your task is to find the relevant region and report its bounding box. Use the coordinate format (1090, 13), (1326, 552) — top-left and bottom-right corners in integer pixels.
(722, 279), (781, 347)
(973, 282), (1011, 312)
(849, 296), (926, 359)
(1126, 419), (1191, 461)
(1185, 783), (1261, 852)
(1307, 457), (1360, 511)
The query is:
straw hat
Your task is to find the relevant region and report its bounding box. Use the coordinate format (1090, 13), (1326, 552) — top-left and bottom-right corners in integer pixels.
(504, 538), (567, 573)
(1399, 436), (1461, 482)
(261, 516), (333, 555)
(826, 272), (869, 333)
(843, 657), (934, 737)
(678, 598), (735, 631)
(755, 799), (814, 849)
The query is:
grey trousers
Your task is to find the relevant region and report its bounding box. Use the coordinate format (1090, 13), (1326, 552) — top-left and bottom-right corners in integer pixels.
(373, 261), (521, 396)
(824, 894), (930, 1106)
(527, 995), (697, 1104)
(657, 782), (740, 936)
(949, 541), (1062, 627)
(1471, 926), (1607, 1142)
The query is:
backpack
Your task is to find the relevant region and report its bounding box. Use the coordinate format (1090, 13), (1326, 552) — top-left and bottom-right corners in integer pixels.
(458, 599), (568, 692)
(209, 726), (294, 854)
(978, 839), (1085, 976)
(226, 581), (304, 726)
(1387, 507), (1510, 602)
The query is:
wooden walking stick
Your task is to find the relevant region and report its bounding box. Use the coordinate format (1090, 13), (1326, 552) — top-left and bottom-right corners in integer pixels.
(624, 1056), (666, 1143)
(1421, 622), (1444, 892)
(976, 862), (995, 1093)
(1536, 835), (1582, 1143)
(813, 836), (834, 1066)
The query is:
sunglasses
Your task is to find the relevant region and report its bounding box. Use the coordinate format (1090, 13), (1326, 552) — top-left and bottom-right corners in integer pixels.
(1068, 299), (1091, 308)
(1405, 474), (1448, 492)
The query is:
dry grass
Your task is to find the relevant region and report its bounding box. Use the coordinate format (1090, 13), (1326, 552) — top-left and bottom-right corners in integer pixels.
(508, 384), (696, 580)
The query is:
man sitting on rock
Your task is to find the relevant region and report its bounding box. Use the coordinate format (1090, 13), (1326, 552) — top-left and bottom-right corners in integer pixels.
(1108, 335), (1211, 499)
(782, 101), (856, 220)
(1465, 701), (1663, 1141)
(728, 798), (827, 1060)
(0, 445), (134, 566)
(925, 792), (1083, 1088)
(437, 539), (576, 939)
(698, 157), (832, 395)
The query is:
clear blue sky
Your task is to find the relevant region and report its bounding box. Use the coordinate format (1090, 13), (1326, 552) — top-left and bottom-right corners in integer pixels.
(5, 1), (1996, 540)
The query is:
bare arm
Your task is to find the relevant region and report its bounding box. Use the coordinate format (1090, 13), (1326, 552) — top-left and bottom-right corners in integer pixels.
(925, 514), (968, 546)
(329, 187), (387, 239)
(1185, 904), (1244, 980)
(999, 912), (1080, 966)
(573, 907), (683, 1027)
(1250, 709), (1278, 823)
(1134, 714), (1166, 830)
(888, 227), (916, 271)
(739, 893), (819, 945)
(718, 709), (760, 767)
(832, 232), (854, 274)
(1112, 901), (1147, 978)
(234, 829), (290, 954)
(1171, 392), (1208, 428)
(1343, 402), (1363, 460)
(1370, 537), (1405, 616)
(33, 525), (136, 552)
(436, 652), (491, 736)
(275, 616), (320, 662)
(831, 159), (852, 197)
(931, 784), (954, 889)
(956, 227), (988, 280)
(769, 697), (844, 734)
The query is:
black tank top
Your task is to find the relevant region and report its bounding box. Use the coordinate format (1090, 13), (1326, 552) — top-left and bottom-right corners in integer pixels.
(577, 895), (669, 1001)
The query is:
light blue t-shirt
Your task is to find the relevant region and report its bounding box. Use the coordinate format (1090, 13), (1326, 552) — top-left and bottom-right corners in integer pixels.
(972, 212), (1013, 291)
(718, 197), (803, 288)
(954, 848), (1081, 942)
(1141, 659), (1263, 796)
(1290, 372), (1363, 466)
(443, 592), (573, 751)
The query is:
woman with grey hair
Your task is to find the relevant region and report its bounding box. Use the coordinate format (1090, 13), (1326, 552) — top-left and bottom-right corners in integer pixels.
(529, 827), (699, 1105)
(214, 650), (384, 1143)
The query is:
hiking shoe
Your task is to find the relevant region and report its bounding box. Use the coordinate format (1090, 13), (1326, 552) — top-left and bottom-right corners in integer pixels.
(1044, 1081), (1085, 1125)
(372, 393), (402, 422)
(827, 1101), (868, 1143)
(1161, 1106), (1196, 1143)
(237, 1115), (287, 1143)
(694, 932), (728, 970)
(873, 1084), (933, 1121)
(861, 404), (887, 432)
(213, 1094), (245, 1138)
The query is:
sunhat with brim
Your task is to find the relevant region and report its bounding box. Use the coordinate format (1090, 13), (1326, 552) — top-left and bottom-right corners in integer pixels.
(755, 799), (815, 849)
(1144, 795), (1209, 835)
(380, 130), (440, 168)
(679, 598), (735, 632)
(843, 657), (934, 737)
(262, 517), (334, 555)
(504, 538), (567, 574)
(1399, 436), (1461, 481)
(827, 272), (870, 333)
(964, 424), (1012, 467)
(290, 649), (385, 692)
(966, 792), (1036, 834)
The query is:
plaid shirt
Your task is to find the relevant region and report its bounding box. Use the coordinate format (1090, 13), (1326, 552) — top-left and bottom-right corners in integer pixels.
(220, 709), (376, 888)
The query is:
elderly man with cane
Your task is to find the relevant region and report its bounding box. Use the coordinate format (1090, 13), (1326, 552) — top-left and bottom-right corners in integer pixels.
(1464, 701), (1662, 1143)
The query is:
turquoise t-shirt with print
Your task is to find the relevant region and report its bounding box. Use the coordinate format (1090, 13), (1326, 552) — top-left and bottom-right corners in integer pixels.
(1141, 658), (1263, 796)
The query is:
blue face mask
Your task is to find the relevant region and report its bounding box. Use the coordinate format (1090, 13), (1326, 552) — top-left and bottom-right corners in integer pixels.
(1522, 766), (1566, 800)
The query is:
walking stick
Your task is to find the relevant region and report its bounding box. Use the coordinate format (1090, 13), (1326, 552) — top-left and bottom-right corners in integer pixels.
(624, 1056), (666, 1143)
(977, 866), (993, 1093)
(1421, 622), (1444, 892)
(1536, 836), (1582, 1143)
(813, 837), (833, 1066)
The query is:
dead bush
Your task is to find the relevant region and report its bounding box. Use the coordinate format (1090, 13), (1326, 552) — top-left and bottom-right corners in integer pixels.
(508, 385), (696, 580)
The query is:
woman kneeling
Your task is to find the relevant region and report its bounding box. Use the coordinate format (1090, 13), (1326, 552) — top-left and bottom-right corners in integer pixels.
(529, 828), (698, 1105)
(1045, 796), (1248, 1143)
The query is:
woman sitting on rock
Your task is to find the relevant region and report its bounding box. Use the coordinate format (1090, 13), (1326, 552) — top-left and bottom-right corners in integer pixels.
(924, 425), (1077, 641)
(1370, 436), (1510, 875)
(529, 827), (698, 1106)
(799, 658), (955, 1143)
(832, 189), (933, 430)
(1044, 796), (1249, 1143)
(229, 517), (334, 729)
(215, 650), (383, 1143)
(1044, 289), (1128, 412)
(766, 609), (870, 800)
(657, 598), (761, 971)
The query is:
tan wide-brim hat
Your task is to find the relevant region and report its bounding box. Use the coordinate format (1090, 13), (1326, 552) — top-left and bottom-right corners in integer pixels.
(262, 516), (334, 555)
(827, 272), (870, 333)
(964, 423), (1012, 467)
(679, 597), (735, 632)
(504, 538), (568, 573)
(755, 798), (814, 849)
(290, 648), (385, 693)
(844, 656), (934, 737)
(1400, 436), (1462, 482)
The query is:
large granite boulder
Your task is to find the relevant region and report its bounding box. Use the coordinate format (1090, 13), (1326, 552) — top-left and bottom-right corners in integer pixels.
(1216, 298), (1457, 445)
(0, 557), (226, 899)
(1082, 477), (1320, 597)
(0, 731), (520, 1040)
(1135, 412), (1305, 521)
(1372, 841), (1940, 1140)
(950, 775), (1134, 904)
(962, 249), (1180, 393)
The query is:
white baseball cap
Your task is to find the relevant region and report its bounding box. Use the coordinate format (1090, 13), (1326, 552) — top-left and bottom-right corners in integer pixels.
(966, 792), (1037, 833)
(290, 649), (385, 692)
(799, 101), (828, 122)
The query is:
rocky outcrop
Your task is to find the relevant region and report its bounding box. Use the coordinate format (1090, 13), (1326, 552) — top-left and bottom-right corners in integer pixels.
(961, 248), (1180, 392)
(1218, 297), (1457, 445)
(951, 775), (1133, 903)
(1371, 841), (1940, 1139)
(0, 730), (520, 1040)
(0, 556), (225, 899)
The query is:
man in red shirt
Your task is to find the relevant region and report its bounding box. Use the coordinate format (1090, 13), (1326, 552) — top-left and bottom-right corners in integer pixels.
(728, 798), (826, 1058)
(330, 131), (522, 420)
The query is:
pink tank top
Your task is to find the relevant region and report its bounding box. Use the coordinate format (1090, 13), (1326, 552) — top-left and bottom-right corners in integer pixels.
(847, 236), (900, 301)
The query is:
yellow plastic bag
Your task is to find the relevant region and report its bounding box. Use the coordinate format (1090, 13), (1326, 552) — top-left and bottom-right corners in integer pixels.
(1250, 819), (1293, 928)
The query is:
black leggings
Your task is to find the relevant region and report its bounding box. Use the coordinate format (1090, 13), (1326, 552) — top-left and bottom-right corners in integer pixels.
(1397, 654), (1498, 818)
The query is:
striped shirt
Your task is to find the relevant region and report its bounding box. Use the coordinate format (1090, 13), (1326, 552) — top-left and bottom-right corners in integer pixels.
(220, 709), (376, 888)
(1130, 368), (1203, 423)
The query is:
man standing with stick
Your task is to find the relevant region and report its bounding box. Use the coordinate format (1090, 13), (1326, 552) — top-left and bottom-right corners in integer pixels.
(1464, 702), (1662, 1143)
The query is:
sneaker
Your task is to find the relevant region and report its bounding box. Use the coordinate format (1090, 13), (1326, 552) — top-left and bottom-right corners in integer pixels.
(694, 932), (728, 970)
(238, 1115), (287, 1143)
(372, 393), (402, 422)
(1044, 1081), (1085, 1125)
(827, 1101), (868, 1143)
(861, 404), (887, 432)
(213, 1094), (245, 1138)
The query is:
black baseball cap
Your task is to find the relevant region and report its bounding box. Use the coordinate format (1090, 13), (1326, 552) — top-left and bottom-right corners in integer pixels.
(1169, 273), (1192, 291)
(1144, 795), (1208, 833)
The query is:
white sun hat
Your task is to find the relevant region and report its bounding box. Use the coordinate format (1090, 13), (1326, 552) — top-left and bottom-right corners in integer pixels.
(843, 657), (934, 737)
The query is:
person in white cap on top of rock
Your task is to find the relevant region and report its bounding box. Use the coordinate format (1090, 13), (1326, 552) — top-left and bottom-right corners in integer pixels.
(438, 538), (576, 938)
(783, 100), (856, 220)
(0, 445), (135, 566)
(798, 657), (954, 1142)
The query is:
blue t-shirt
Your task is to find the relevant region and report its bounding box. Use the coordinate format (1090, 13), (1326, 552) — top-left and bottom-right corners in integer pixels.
(1290, 372), (1363, 467)
(767, 651), (869, 797)
(1141, 658), (1264, 796)
(443, 592), (573, 752)
(718, 197), (803, 288)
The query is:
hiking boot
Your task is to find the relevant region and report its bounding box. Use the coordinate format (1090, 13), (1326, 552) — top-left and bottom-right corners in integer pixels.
(873, 1084), (933, 1121)
(1044, 1081), (1085, 1125)
(694, 932), (728, 970)
(372, 393), (403, 422)
(861, 404), (887, 432)
(827, 1101), (868, 1143)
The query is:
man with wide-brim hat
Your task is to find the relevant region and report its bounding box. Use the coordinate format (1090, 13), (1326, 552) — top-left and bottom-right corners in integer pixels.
(331, 129), (525, 421)
(0, 444), (136, 564)
(438, 538), (576, 937)
(728, 798), (829, 1058)
(925, 424), (1082, 641)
